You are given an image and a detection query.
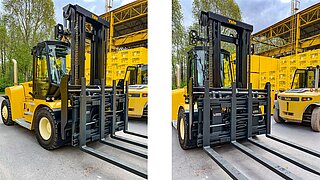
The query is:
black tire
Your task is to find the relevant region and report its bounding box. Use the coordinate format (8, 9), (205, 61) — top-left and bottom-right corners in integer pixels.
(311, 107), (320, 132)
(1, 98), (14, 126)
(177, 108), (196, 150)
(273, 108), (285, 123)
(34, 107), (61, 150)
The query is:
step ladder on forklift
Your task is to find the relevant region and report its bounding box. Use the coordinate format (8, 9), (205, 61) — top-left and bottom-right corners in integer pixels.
(201, 81), (320, 180)
(77, 78), (148, 179)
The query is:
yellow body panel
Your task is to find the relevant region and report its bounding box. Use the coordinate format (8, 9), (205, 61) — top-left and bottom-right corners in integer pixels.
(172, 87), (188, 121)
(128, 86), (148, 118)
(278, 90), (320, 121)
(5, 82), (62, 130)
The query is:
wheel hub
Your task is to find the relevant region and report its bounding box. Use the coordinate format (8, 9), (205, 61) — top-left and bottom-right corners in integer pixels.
(1, 105), (8, 121)
(39, 117), (52, 140)
(180, 117), (185, 140)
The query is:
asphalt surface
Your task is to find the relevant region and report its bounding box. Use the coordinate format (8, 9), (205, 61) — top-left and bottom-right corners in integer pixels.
(0, 97), (147, 180)
(173, 118), (320, 180)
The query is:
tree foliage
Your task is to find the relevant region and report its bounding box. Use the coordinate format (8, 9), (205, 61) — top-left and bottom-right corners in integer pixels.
(0, 0), (55, 89)
(191, 0), (242, 53)
(172, 0), (187, 89)
(192, 0), (241, 22)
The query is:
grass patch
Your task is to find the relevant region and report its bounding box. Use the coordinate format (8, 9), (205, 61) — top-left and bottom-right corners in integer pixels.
(0, 92), (4, 95)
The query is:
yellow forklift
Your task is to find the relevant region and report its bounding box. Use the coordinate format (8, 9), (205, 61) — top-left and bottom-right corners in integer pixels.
(274, 66), (320, 132)
(172, 11), (320, 179)
(0, 4), (147, 178)
(121, 64), (148, 118)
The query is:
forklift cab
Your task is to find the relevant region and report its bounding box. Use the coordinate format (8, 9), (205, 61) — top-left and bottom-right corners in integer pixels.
(119, 64), (148, 87)
(32, 41), (70, 100)
(187, 46), (233, 89)
(291, 67), (320, 90)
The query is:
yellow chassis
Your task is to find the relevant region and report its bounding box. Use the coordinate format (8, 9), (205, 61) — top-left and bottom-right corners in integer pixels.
(276, 90), (320, 122)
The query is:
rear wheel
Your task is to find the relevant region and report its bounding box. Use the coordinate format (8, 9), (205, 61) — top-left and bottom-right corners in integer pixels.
(1, 98), (14, 126)
(177, 108), (196, 150)
(311, 107), (320, 132)
(273, 108), (285, 123)
(34, 107), (60, 150)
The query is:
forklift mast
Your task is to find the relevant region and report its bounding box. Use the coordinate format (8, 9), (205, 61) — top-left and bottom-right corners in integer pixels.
(61, 4), (108, 86)
(199, 11), (253, 88)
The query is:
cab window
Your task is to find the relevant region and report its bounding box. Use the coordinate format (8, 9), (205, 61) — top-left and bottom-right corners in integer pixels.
(194, 50), (205, 87)
(292, 70), (306, 89)
(36, 48), (49, 82)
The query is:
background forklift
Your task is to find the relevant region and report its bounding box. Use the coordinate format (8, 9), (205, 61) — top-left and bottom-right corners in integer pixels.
(121, 64), (148, 118)
(172, 11), (320, 179)
(274, 66), (320, 132)
(0, 4), (147, 178)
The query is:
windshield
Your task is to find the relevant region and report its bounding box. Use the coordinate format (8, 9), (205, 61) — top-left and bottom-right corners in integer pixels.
(139, 65), (148, 84)
(195, 50), (205, 87)
(48, 45), (70, 84)
(292, 69), (318, 89)
(220, 52), (232, 87)
(193, 49), (232, 87)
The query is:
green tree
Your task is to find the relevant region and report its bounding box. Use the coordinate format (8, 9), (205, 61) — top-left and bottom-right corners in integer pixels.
(172, 0), (187, 89)
(2, 0), (55, 81)
(191, 0), (242, 53)
(192, 0), (241, 22)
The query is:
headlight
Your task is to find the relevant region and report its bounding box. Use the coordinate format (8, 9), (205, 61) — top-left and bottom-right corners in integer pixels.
(301, 97), (312, 101)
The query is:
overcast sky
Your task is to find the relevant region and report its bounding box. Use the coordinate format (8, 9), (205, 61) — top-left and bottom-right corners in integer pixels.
(53, 0), (135, 24)
(181, 0), (319, 33)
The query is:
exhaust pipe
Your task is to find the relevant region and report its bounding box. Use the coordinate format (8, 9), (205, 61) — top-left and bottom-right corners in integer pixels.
(11, 59), (18, 86)
(176, 64), (180, 88)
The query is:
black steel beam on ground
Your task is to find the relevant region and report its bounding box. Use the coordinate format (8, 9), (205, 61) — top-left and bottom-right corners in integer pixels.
(203, 146), (248, 180)
(100, 139), (147, 159)
(266, 134), (320, 158)
(248, 138), (320, 176)
(111, 135), (148, 149)
(231, 141), (300, 180)
(124, 130), (148, 139)
(81, 146), (147, 179)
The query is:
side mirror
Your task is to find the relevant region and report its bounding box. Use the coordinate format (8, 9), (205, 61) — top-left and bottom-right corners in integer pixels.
(55, 24), (65, 40)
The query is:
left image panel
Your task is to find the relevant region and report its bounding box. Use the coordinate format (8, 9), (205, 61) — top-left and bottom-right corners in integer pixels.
(0, 0), (147, 179)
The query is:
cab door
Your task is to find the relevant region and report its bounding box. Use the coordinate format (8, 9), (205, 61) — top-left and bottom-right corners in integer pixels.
(32, 45), (50, 100)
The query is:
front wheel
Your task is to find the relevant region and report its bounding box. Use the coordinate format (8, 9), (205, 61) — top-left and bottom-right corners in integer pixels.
(273, 108), (285, 123)
(34, 107), (61, 150)
(1, 98), (14, 126)
(177, 109), (196, 150)
(311, 107), (320, 132)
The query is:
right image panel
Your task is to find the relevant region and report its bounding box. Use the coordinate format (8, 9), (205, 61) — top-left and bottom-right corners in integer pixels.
(172, 1), (320, 179)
